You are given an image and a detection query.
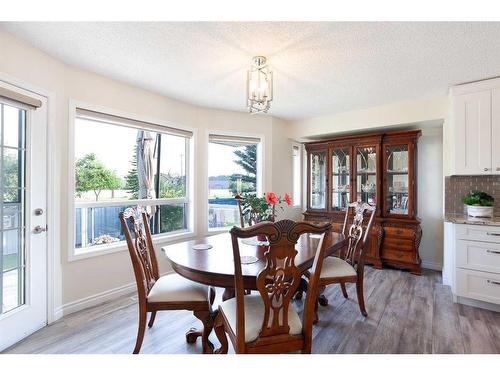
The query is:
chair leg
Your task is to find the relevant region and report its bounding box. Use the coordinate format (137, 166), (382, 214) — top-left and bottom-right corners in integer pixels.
(193, 310), (215, 354)
(214, 313), (229, 354)
(133, 308), (147, 354)
(340, 282), (348, 299)
(313, 298), (319, 325)
(147, 311), (157, 328)
(356, 280), (368, 317)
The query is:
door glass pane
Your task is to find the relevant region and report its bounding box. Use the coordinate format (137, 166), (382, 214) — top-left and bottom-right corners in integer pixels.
(356, 146), (377, 205)
(386, 145), (409, 215)
(332, 148), (350, 211)
(310, 151), (326, 209)
(1, 103), (26, 315)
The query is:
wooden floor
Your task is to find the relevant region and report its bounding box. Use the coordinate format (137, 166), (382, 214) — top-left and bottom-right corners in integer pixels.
(4, 267), (500, 354)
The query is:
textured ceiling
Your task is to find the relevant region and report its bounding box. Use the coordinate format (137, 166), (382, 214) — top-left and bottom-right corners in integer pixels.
(2, 22), (500, 120)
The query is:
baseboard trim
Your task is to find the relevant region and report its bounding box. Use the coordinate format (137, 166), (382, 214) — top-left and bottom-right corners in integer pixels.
(54, 282), (137, 319)
(455, 295), (500, 313)
(421, 260), (442, 271)
(52, 272), (174, 320)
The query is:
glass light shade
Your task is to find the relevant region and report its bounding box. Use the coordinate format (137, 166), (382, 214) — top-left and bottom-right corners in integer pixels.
(247, 56), (273, 114)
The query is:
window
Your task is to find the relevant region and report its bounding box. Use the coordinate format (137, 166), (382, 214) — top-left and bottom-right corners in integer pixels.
(208, 134), (261, 230)
(292, 144), (302, 207)
(73, 108), (192, 254)
(1, 102), (26, 313)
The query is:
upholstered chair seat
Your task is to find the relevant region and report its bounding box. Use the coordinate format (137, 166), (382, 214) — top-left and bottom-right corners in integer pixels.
(220, 294), (302, 343)
(147, 273), (208, 303)
(320, 257), (357, 279)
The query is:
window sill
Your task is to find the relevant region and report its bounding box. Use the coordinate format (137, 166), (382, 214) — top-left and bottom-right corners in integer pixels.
(207, 227), (231, 235)
(68, 230), (195, 262)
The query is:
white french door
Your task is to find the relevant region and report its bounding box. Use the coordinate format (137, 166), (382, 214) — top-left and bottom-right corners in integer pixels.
(0, 84), (47, 351)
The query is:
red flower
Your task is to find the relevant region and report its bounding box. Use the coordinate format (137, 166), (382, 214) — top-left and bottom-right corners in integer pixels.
(265, 192), (278, 205)
(283, 193), (292, 206)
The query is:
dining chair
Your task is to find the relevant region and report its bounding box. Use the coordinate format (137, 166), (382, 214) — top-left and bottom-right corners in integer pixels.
(312, 201), (376, 321)
(119, 206), (215, 354)
(213, 219), (332, 354)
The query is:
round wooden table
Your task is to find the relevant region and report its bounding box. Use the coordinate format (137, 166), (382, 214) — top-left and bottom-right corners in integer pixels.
(162, 231), (347, 299)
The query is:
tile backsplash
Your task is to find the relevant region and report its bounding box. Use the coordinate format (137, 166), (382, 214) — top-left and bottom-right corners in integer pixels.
(445, 175), (500, 215)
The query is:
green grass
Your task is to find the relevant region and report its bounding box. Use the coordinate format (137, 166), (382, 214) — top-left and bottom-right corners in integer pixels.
(2, 254), (18, 271)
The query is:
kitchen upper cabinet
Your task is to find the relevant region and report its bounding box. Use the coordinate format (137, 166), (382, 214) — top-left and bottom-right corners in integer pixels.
(453, 90), (492, 175)
(450, 77), (500, 175)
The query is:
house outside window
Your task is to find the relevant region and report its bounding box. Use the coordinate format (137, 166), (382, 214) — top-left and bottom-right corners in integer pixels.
(73, 108), (192, 255)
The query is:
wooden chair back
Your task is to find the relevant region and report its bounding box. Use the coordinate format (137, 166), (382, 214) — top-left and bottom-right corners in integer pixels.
(229, 219), (332, 351)
(119, 206), (160, 305)
(341, 201), (376, 271)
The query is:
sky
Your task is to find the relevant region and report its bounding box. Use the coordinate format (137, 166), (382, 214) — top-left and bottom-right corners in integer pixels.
(75, 118), (247, 179)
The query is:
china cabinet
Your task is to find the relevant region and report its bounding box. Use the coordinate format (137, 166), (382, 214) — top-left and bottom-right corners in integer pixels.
(304, 129), (422, 274)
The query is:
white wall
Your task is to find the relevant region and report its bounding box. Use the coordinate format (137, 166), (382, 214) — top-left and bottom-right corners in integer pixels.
(289, 95), (447, 139)
(417, 127), (444, 269)
(0, 30), (295, 314)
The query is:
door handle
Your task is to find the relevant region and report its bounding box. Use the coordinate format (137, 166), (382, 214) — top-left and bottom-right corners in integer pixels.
(487, 232), (500, 236)
(483, 168), (490, 171)
(487, 249), (500, 255)
(487, 280), (500, 286)
(33, 225), (47, 234)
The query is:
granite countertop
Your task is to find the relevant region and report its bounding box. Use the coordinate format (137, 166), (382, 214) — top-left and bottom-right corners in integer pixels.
(445, 213), (500, 227)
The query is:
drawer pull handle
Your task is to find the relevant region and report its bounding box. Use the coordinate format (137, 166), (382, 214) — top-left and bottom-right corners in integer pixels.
(487, 232), (500, 236)
(487, 250), (500, 255)
(487, 280), (500, 286)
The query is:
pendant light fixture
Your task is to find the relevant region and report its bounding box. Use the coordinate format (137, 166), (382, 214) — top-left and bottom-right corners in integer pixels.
(247, 56), (273, 114)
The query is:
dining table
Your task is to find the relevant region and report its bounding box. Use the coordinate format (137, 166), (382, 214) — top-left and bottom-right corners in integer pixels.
(162, 230), (347, 301)
(161, 230), (347, 352)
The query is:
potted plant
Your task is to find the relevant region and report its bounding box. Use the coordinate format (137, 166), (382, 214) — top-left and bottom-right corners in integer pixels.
(237, 192), (292, 240)
(463, 191), (494, 218)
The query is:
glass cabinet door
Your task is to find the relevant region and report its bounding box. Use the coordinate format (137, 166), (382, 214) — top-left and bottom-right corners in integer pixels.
(356, 146), (377, 205)
(331, 148), (350, 211)
(309, 150), (326, 209)
(385, 144), (410, 215)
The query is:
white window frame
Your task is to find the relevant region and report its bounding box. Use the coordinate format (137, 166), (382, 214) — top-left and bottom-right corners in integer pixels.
(68, 100), (196, 261)
(292, 143), (302, 209)
(206, 130), (265, 234)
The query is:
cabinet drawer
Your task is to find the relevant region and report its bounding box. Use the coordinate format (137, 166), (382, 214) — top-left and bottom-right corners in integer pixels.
(381, 248), (415, 263)
(456, 268), (500, 305)
(383, 227), (414, 239)
(456, 240), (500, 274)
(456, 224), (500, 243)
(382, 237), (414, 251)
